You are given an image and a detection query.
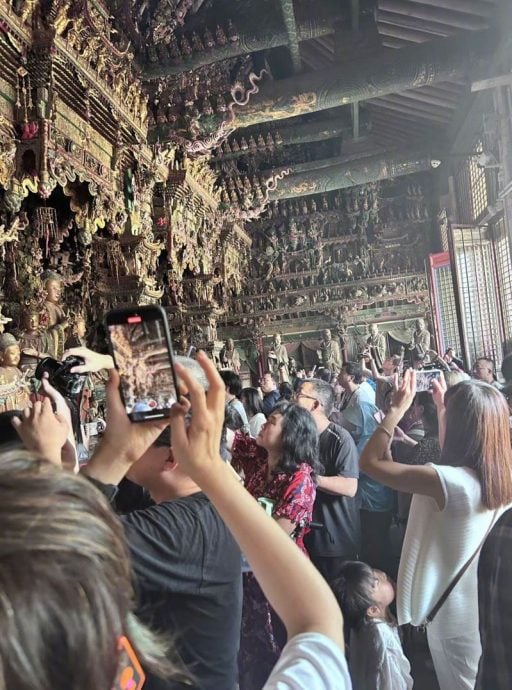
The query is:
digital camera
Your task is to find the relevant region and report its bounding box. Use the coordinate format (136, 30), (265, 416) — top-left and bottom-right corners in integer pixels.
(34, 356), (86, 399)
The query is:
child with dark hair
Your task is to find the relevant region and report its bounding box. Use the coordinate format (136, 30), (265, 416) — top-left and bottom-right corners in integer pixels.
(333, 561), (413, 690)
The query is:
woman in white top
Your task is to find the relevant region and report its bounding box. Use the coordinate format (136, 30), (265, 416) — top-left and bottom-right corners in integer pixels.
(241, 386), (267, 438)
(360, 370), (512, 690)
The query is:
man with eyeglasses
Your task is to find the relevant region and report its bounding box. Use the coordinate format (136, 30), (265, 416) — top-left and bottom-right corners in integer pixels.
(473, 357), (503, 390)
(295, 378), (360, 583)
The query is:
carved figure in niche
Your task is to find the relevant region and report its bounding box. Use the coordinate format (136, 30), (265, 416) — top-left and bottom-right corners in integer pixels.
(407, 318), (432, 357)
(288, 220), (300, 252)
(366, 323), (387, 370)
(65, 313), (87, 350)
(190, 323), (205, 347)
(17, 304), (52, 375)
(52, 0), (72, 35)
(220, 338), (241, 374)
(19, 0), (37, 24)
(320, 328), (342, 375)
(0, 306), (12, 333)
(204, 316), (217, 343)
(42, 271), (69, 359)
(0, 333), (30, 412)
(267, 333), (289, 382)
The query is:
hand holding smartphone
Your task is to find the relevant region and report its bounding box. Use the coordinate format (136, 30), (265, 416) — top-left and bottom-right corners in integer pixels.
(105, 305), (179, 422)
(415, 369), (443, 393)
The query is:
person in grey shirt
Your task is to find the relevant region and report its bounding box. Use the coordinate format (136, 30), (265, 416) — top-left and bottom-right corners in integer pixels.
(219, 369), (249, 428)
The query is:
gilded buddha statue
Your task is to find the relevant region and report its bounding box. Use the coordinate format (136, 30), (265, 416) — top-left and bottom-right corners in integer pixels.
(42, 271), (69, 359)
(17, 303), (52, 375)
(0, 333), (30, 412)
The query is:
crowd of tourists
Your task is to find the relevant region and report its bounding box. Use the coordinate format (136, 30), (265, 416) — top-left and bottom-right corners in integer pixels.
(1, 341), (512, 690)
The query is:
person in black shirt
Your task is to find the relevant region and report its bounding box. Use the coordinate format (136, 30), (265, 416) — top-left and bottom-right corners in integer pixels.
(83, 358), (242, 690)
(260, 371), (281, 416)
(295, 378), (360, 583)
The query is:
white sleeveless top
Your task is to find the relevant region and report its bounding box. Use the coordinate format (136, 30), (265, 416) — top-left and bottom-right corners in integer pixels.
(397, 464), (506, 639)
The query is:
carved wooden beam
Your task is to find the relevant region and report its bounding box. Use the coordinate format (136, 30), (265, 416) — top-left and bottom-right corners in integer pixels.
(227, 285), (429, 323)
(214, 113), (365, 162)
(279, 0), (302, 73)
(268, 150), (434, 200)
(219, 29), (493, 131)
(378, 0), (489, 30)
(142, 8), (341, 79)
(243, 270), (425, 301)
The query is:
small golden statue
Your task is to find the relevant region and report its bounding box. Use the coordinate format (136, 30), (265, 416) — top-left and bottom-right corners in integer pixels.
(0, 333), (30, 412)
(42, 270), (69, 359)
(64, 312), (87, 350)
(17, 303), (52, 375)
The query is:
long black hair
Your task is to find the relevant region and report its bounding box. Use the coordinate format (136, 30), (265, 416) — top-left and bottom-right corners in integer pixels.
(241, 387), (264, 417)
(270, 401), (321, 476)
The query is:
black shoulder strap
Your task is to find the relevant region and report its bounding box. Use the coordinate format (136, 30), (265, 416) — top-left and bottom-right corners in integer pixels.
(426, 509), (499, 624)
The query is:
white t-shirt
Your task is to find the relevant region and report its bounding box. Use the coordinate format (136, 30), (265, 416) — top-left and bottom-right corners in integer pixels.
(397, 464), (506, 639)
(249, 412), (266, 438)
(264, 632), (351, 689)
(349, 620), (413, 690)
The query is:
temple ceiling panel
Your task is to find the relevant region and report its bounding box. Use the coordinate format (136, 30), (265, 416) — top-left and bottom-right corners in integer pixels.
(0, 0), (507, 374)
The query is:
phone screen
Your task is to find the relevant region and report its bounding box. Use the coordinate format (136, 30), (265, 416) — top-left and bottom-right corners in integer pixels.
(107, 308), (177, 421)
(415, 369), (442, 393)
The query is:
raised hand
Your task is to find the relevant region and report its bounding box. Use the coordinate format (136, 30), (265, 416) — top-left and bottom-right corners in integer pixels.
(62, 346), (114, 374)
(431, 372), (447, 412)
(40, 374), (78, 472)
(11, 398), (69, 467)
(168, 350), (225, 480)
(101, 368), (169, 463)
(390, 368), (417, 414)
(83, 368), (170, 485)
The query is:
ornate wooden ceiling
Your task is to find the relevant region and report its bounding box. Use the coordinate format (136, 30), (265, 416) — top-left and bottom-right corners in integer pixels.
(103, 0), (505, 205)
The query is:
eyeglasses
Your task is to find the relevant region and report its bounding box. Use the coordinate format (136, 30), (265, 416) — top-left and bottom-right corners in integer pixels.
(294, 392), (320, 403)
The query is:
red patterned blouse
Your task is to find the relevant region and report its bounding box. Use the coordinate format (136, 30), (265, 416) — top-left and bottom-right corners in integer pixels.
(232, 432), (316, 553)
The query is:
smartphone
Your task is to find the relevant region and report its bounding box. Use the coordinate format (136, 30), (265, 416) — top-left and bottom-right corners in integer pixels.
(415, 369), (443, 393)
(105, 305), (179, 422)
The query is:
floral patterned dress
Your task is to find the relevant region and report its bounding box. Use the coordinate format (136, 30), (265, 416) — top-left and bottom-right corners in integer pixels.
(232, 433), (316, 690)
